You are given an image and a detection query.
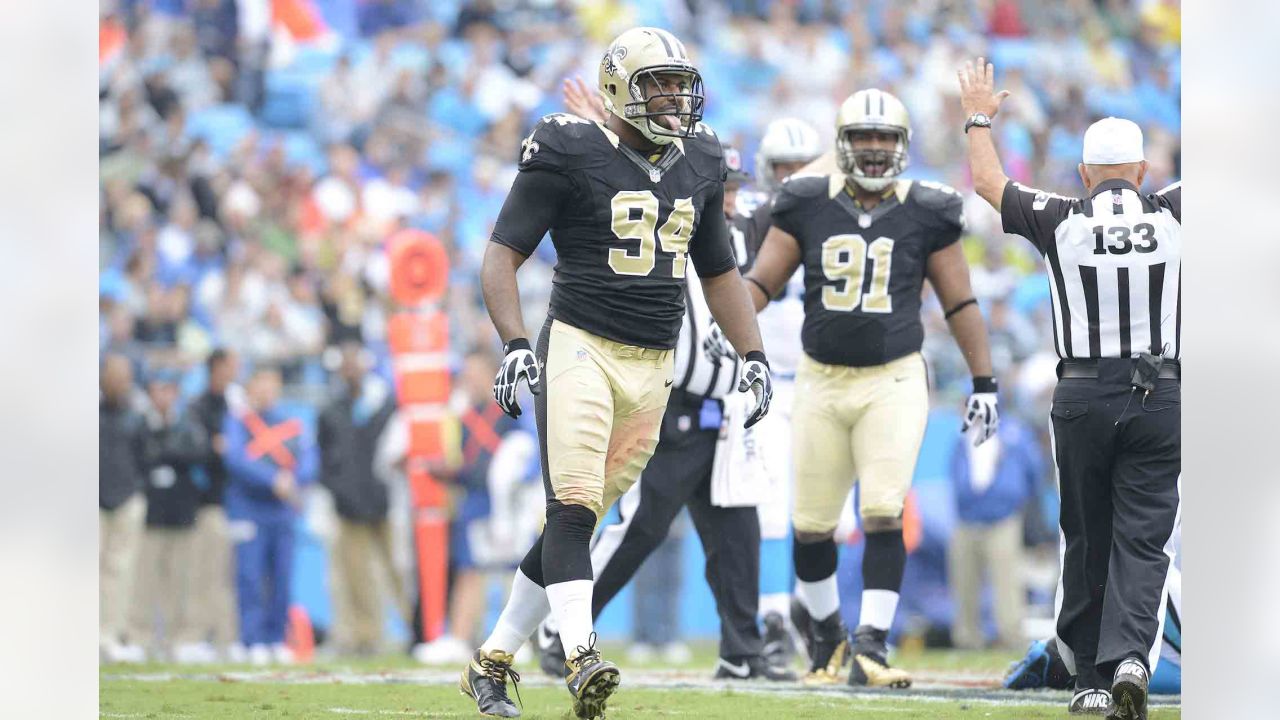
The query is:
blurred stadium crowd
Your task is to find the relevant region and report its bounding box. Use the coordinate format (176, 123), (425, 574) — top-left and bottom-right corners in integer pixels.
(98, 0), (1180, 663)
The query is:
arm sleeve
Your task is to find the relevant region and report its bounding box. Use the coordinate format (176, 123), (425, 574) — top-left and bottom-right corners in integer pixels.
(688, 183), (738, 278)
(488, 168), (574, 257)
(1000, 180), (1074, 253)
(1155, 180), (1181, 223)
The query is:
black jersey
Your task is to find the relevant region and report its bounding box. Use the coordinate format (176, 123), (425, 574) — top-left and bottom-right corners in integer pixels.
(770, 174), (964, 367)
(490, 113), (736, 349)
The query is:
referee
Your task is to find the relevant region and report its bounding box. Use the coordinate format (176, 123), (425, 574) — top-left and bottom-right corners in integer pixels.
(959, 60), (1180, 720)
(532, 145), (795, 683)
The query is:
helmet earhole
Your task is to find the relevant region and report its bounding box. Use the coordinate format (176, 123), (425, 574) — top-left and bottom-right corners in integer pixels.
(608, 84), (616, 95)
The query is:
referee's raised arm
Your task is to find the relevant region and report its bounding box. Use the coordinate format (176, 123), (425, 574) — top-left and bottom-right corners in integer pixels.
(957, 58), (1011, 211)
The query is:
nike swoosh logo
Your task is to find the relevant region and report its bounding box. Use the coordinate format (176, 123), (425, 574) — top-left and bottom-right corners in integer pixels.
(718, 659), (751, 678)
(665, 379), (674, 387)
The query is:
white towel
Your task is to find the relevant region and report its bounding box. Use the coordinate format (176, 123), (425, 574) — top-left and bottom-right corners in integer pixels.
(710, 392), (767, 507)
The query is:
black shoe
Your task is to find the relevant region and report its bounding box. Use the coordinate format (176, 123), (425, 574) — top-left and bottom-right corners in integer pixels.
(847, 625), (911, 689)
(789, 596), (813, 662)
(1070, 688), (1114, 715)
(564, 633), (620, 720)
(802, 611), (850, 685)
(459, 649), (522, 718)
(534, 621), (567, 678)
(761, 611), (798, 668)
(1107, 658), (1149, 720)
(714, 655), (798, 682)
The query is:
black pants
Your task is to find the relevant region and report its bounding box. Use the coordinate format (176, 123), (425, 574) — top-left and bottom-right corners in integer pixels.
(1050, 360), (1181, 690)
(589, 389), (764, 660)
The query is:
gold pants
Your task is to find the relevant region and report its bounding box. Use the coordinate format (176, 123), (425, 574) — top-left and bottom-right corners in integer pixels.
(540, 320), (674, 519)
(791, 352), (928, 532)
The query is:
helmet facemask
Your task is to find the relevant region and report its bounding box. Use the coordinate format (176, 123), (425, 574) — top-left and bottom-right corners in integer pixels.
(836, 126), (909, 192)
(620, 66), (704, 145)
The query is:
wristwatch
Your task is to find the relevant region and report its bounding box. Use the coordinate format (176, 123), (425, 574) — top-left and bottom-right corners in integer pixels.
(964, 113), (992, 134)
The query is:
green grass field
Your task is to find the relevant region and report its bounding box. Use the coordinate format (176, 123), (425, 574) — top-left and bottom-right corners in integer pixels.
(100, 644), (1182, 719)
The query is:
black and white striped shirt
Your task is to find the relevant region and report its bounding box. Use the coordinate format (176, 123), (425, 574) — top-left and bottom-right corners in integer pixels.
(1001, 179), (1182, 360)
(674, 268), (740, 399)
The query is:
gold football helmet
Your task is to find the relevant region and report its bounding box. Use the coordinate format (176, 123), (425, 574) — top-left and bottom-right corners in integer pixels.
(835, 89), (912, 192)
(598, 27), (704, 146)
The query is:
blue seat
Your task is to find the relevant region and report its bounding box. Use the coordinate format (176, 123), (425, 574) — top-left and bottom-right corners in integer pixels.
(186, 104), (256, 159)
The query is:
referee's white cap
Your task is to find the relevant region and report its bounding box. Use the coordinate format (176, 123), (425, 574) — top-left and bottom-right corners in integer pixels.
(1083, 117), (1145, 165)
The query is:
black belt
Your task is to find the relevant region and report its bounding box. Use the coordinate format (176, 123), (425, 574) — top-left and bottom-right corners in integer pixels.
(1059, 358), (1180, 380)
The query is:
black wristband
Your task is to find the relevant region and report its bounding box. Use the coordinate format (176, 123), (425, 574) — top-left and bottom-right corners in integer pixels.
(945, 297), (978, 319)
(504, 337), (532, 354)
(972, 376), (998, 394)
(745, 350), (769, 368)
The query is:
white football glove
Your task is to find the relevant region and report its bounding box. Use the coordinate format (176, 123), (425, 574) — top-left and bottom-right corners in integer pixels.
(961, 377), (1000, 447)
(702, 319), (734, 363)
(493, 338), (541, 418)
(738, 351), (773, 429)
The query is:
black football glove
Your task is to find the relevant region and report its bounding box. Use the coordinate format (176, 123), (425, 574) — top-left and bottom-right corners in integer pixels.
(493, 338), (541, 418)
(961, 376), (999, 446)
(739, 351), (773, 429)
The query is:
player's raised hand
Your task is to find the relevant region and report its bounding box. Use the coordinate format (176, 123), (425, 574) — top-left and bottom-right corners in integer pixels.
(957, 57), (1011, 118)
(738, 351), (773, 428)
(493, 338), (541, 418)
(562, 75), (607, 123)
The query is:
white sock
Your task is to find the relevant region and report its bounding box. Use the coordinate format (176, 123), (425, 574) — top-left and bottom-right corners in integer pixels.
(546, 579), (595, 659)
(858, 589), (899, 631)
(795, 575), (840, 620)
(758, 592), (791, 621)
(481, 569), (549, 655)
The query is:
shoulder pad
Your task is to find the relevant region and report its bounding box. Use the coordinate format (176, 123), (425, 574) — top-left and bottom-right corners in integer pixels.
(683, 122), (725, 180)
(908, 179), (964, 228)
(909, 179), (962, 209)
(771, 174), (830, 217)
(519, 113), (608, 172)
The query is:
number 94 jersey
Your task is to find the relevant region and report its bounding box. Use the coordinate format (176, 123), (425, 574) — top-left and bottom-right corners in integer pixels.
(502, 113), (735, 350)
(770, 174), (965, 367)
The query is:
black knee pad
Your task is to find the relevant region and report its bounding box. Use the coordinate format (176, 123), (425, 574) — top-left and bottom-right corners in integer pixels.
(862, 528), (906, 592)
(793, 536), (837, 582)
(518, 532), (546, 587)
(542, 500), (597, 585)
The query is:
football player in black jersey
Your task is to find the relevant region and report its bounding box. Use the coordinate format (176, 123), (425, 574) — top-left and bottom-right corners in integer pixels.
(743, 89), (1000, 689)
(460, 27), (772, 720)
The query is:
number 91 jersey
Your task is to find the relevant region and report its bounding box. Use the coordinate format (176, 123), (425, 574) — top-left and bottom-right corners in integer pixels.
(510, 113), (735, 349)
(770, 174), (965, 367)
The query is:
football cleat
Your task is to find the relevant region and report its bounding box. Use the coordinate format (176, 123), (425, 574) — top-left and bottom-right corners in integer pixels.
(1107, 658), (1149, 720)
(713, 655), (798, 682)
(564, 633), (620, 720)
(761, 611), (798, 668)
(847, 625), (912, 689)
(802, 611), (850, 685)
(534, 621), (568, 678)
(459, 649), (522, 718)
(1070, 688), (1114, 715)
(1004, 637), (1075, 690)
